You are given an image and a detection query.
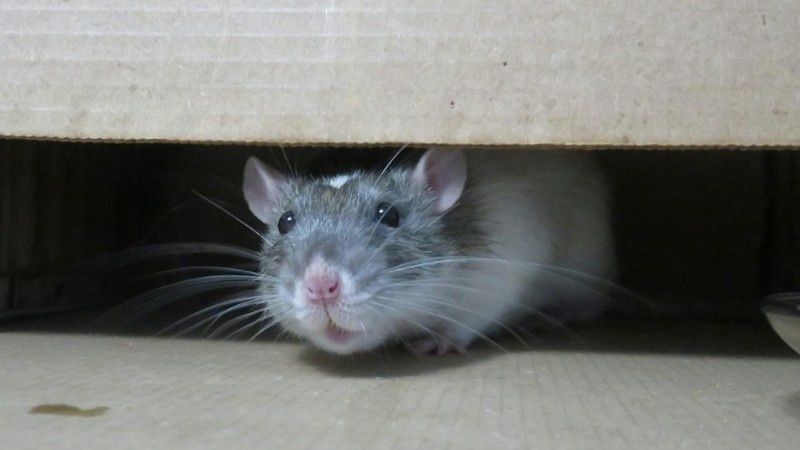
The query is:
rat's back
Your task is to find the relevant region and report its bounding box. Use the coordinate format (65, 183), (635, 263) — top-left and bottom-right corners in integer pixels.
(437, 149), (616, 347)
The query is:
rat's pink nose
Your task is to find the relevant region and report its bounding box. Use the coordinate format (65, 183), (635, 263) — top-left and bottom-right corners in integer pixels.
(304, 262), (341, 306)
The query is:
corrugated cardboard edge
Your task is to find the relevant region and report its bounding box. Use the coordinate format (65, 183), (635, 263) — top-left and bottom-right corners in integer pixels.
(1, 1), (798, 147)
(1, 135), (799, 151)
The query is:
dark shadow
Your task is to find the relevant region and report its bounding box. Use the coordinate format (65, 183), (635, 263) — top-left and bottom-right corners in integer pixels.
(510, 316), (800, 358)
(2, 312), (798, 361)
(297, 345), (500, 378)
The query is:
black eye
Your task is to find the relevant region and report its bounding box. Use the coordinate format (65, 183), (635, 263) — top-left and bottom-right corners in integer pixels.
(375, 202), (400, 228)
(278, 211), (296, 234)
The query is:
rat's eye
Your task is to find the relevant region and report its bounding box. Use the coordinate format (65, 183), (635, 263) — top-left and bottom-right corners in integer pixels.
(375, 202), (399, 228)
(278, 211), (296, 234)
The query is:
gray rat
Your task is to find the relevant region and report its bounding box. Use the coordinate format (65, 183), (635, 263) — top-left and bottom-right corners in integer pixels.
(243, 148), (616, 355)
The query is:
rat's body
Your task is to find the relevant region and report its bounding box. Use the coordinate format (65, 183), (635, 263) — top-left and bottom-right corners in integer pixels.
(243, 148), (615, 355)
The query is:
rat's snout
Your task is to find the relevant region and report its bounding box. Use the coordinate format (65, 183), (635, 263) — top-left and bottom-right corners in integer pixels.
(303, 259), (341, 307)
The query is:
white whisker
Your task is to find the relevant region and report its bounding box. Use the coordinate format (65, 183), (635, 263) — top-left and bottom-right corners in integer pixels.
(372, 143), (410, 190)
(159, 293), (264, 336)
(209, 308), (266, 339)
(382, 256), (655, 310)
(367, 301), (462, 352)
(373, 296), (510, 353)
(248, 318), (284, 342)
(192, 190), (263, 239)
(377, 290), (533, 350)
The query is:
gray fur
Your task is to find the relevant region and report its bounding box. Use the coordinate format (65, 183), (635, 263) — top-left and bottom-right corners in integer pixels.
(244, 148), (616, 355)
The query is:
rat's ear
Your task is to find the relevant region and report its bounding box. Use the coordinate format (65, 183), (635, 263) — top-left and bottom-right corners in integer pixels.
(243, 156), (287, 224)
(412, 148), (467, 214)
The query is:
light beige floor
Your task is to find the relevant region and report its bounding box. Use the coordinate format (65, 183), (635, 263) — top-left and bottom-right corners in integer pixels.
(1, 319), (798, 449)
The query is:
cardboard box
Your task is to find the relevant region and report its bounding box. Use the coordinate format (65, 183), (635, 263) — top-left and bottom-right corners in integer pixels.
(1, 2), (799, 449)
(1, 0), (798, 146)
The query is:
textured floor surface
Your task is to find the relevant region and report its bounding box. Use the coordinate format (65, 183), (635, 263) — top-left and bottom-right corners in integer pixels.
(1, 319), (799, 449)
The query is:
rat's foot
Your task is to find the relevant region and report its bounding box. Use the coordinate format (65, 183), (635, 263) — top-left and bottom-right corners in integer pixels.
(406, 336), (467, 356)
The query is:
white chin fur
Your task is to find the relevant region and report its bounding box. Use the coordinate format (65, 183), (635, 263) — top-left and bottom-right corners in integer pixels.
(283, 313), (382, 354)
(306, 331), (382, 354)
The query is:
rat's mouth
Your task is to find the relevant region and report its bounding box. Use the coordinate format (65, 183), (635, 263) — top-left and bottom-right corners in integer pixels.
(324, 318), (355, 343)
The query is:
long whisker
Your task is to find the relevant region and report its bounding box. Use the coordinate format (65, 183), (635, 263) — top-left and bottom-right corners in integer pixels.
(377, 280), (485, 294)
(191, 190), (263, 239)
(363, 302), (433, 352)
(158, 292), (264, 336)
(764, 293), (800, 301)
(227, 313), (279, 341)
(135, 199), (197, 245)
(379, 288), (590, 348)
(224, 317), (266, 340)
(248, 318), (285, 342)
(279, 144), (298, 178)
(373, 296), (510, 353)
(375, 266), (612, 314)
(377, 289), (533, 350)
(367, 301), (463, 352)
(386, 256), (610, 286)
(210, 308), (270, 339)
(383, 269), (611, 311)
(142, 265), (263, 279)
(95, 275), (260, 325)
(68, 243), (261, 275)
(383, 256), (656, 310)
(177, 299), (264, 338)
(372, 143), (410, 190)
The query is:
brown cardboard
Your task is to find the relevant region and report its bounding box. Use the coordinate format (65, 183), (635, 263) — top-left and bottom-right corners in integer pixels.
(1, 320), (798, 449)
(1, 1), (798, 146)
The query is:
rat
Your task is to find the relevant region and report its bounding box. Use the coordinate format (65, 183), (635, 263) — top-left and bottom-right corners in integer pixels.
(242, 148), (616, 355)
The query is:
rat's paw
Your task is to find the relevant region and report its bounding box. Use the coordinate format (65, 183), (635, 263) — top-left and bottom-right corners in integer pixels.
(406, 336), (467, 356)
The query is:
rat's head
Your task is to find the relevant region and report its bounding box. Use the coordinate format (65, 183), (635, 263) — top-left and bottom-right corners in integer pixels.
(242, 148), (467, 354)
